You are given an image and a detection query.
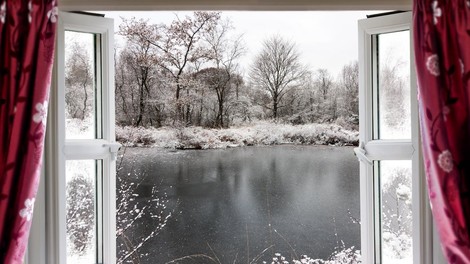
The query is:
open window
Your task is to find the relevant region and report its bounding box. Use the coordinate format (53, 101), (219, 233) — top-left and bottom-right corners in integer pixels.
(25, 9), (446, 264)
(44, 12), (118, 263)
(357, 12), (432, 263)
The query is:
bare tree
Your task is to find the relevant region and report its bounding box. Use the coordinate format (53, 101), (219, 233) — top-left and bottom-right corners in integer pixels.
(65, 42), (93, 120)
(338, 61), (359, 121)
(315, 69), (333, 101)
(380, 61), (407, 129)
(312, 68), (338, 121)
(203, 19), (245, 127)
(249, 35), (308, 119)
(115, 41), (164, 127)
(119, 12), (221, 123)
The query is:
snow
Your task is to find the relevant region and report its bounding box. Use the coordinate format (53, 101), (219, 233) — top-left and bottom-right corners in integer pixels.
(115, 121), (359, 149)
(67, 249), (95, 264)
(266, 246), (361, 264)
(66, 116), (94, 139)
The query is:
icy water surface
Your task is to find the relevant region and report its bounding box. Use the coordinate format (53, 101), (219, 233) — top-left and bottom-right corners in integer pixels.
(118, 145), (360, 263)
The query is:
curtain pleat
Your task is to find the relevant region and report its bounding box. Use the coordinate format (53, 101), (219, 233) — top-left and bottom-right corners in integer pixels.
(0, 0), (57, 263)
(413, 0), (470, 262)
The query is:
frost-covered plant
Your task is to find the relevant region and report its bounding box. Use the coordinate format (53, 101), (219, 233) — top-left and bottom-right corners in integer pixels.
(267, 252), (290, 264)
(66, 174), (94, 255)
(115, 122), (359, 149)
(381, 167), (412, 261)
(327, 245), (361, 263)
(116, 148), (173, 264)
(262, 246), (361, 264)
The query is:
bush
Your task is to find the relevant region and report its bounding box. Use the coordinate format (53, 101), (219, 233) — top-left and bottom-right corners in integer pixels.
(115, 122), (359, 149)
(66, 174), (94, 255)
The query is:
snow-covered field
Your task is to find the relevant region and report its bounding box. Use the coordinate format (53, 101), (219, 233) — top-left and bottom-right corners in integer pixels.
(115, 121), (359, 149)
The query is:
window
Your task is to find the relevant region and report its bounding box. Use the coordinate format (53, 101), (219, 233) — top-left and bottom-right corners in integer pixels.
(356, 12), (432, 263)
(42, 12), (118, 263)
(27, 6), (443, 264)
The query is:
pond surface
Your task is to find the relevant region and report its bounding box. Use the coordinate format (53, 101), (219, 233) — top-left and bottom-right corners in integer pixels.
(118, 145), (360, 263)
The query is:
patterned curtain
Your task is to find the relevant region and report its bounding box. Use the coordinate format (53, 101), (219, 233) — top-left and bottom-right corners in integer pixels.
(413, 0), (470, 262)
(0, 0), (57, 263)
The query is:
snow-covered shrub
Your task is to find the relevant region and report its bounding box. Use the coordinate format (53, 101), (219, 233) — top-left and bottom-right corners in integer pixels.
(115, 122), (359, 149)
(335, 115), (359, 131)
(381, 166), (413, 262)
(262, 246), (361, 264)
(116, 126), (158, 147)
(66, 174), (94, 255)
(327, 246), (361, 264)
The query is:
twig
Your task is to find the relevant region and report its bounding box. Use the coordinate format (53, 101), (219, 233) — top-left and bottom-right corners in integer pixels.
(273, 229), (298, 260)
(347, 209), (360, 225)
(265, 176), (274, 257)
(232, 252), (239, 264)
(165, 254), (219, 264)
(207, 242), (222, 264)
(246, 223), (249, 264)
(249, 245), (274, 264)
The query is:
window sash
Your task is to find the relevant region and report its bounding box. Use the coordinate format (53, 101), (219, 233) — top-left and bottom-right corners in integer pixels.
(43, 12), (117, 264)
(358, 11), (432, 264)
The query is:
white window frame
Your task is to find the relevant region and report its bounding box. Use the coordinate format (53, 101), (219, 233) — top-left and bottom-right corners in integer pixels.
(36, 12), (117, 264)
(26, 5), (446, 264)
(357, 12), (433, 264)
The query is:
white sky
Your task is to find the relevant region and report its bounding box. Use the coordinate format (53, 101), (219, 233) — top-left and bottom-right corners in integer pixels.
(103, 11), (385, 78)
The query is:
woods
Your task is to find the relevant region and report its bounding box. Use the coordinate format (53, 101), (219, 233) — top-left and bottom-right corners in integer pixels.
(66, 12), (362, 130)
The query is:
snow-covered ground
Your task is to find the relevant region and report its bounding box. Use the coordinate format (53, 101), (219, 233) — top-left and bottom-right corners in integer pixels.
(115, 121), (359, 149)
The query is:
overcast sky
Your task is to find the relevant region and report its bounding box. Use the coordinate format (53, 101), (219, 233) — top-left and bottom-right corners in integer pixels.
(103, 11), (385, 78)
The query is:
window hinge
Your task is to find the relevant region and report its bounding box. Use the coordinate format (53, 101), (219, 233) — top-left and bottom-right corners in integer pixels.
(354, 142), (373, 165)
(103, 142), (121, 160)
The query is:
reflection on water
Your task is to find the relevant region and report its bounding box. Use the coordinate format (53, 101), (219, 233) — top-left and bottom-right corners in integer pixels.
(118, 145), (360, 263)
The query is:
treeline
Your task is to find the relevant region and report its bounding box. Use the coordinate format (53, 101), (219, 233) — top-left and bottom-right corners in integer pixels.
(65, 12), (406, 131)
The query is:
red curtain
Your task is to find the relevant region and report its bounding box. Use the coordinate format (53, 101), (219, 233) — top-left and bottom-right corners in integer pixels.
(0, 0), (57, 263)
(413, 0), (470, 262)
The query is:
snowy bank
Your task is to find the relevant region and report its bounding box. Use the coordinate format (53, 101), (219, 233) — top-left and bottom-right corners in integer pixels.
(115, 122), (359, 149)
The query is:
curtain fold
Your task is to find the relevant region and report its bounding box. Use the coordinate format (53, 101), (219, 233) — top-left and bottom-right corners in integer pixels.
(0, 0), (57, 263)
(413, 0), (470, 262)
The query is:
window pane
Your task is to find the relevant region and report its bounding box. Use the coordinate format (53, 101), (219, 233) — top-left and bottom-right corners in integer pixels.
(375, 31), (411, 139)
(379, 160), (412, 263)
(65, 31), (102, 139)
(66, 160), (102, 263)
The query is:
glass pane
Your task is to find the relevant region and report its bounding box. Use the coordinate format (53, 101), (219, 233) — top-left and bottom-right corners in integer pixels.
(379, 160), (412, 263)
(65, 31), (102, 139)
(66, 160), (102, 263)
(376, 31), (411, 139)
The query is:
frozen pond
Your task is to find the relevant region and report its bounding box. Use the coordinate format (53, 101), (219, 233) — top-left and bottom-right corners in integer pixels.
(117, 145), (360, 263)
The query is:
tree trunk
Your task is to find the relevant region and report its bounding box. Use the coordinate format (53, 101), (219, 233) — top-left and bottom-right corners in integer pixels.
(136, 84), (145, 126)
(175, 76), (182, 122)
(81, 83), (88, 120)
(273, 93), (278, 119)
(217, 99), (224, 127)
